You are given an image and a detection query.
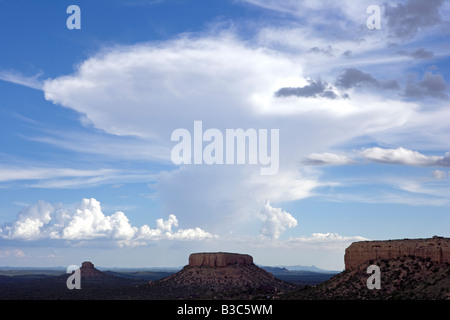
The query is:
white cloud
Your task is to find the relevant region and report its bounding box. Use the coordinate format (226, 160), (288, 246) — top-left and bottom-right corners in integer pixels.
(0, 70), (43, 90)
(0, 201), (54, 240)
(43, 35), (299, 139)
(0, 167), (116, 183)
(360, 147), (450, 166)
(0, 165), (159, 189)
(432, 169), (447, 179)
(0, 249), (26, 258)
(228, 231), (369, 252)
(0, 198), (216, 244)
(303, 152), (354, 165)
(154, 165), (321, 233)
(258, 201), (297, 239)
(303, 148), (450, 168)
(37, 16), (449, 241)
(286, 232), (369, 250)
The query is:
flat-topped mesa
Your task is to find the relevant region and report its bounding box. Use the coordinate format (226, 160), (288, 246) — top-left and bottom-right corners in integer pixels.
(189, 252), (253, 267)
(81, 261), (94, 269)
(344, 236), (450, 270)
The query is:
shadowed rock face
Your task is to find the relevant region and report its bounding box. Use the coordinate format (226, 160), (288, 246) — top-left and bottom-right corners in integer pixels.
(80, 261), (104, 277)
(82, 261), (94, 269)
(189, 252), (253, 267)
(344, 236), (450, 270)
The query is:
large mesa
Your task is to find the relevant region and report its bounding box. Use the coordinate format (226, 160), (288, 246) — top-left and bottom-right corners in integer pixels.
(188, 252), (253, 267)
(344, 236), (450, 270)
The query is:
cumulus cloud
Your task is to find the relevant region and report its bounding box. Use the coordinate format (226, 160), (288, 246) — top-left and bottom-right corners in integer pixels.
(0, 198), (216, 244)
(0, 201), (55, 240)
(258, 201), (297, 239)
(360, 147), (450, 166)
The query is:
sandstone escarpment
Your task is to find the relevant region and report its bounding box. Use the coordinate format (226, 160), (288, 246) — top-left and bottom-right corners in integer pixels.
(189, 252), (253, 267)
(345, 236), (450, 270)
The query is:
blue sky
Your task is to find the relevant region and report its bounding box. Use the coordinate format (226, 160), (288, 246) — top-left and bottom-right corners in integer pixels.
(0, 0), (449, 270)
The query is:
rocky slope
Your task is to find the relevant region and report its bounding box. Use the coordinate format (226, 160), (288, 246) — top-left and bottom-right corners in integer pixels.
(282, 255), (450, 300)
(282, 237), (450, 300)
(144, 252), (297, 299)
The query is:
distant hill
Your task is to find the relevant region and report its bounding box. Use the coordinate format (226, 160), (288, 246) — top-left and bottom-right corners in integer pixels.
(0, 261), (147, 300)
(268, 265), (338, 273)
(103, 270), (174, 282)
(259, 266), (338, 286)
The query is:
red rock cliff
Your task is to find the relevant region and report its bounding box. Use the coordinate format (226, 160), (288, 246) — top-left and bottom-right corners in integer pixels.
(344, 236), (450, 270)
(189, 252), (253, 267)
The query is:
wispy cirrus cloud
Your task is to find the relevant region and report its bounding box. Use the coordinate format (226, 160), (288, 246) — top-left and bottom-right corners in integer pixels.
(0, 167), (115, 183)
(0, 166), (156, 189)
(0, 70), (43, 90)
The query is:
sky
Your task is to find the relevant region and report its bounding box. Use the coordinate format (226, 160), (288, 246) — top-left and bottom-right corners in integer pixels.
(0, 0), (449, 271)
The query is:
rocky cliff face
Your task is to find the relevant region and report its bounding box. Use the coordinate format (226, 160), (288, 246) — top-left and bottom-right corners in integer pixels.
(345, 236), (450, 270)
(189, 252), (253, 267)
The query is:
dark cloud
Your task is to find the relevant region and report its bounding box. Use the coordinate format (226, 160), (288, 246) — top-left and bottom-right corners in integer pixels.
(403, 72), (448, 99)
(307, 45), (336, 57)
(397, 48), (435, 60)
(274, 80), (344, 100)
(335, 68), (377, 89)
(342, 50), (352, 58)
(335, 68), (400, 90)
(384, 0), (444, 39)
(320, 90), (339, 100)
